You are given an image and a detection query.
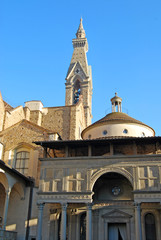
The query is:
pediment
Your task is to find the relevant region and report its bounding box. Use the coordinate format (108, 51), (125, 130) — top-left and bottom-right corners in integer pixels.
(1, 120), (50, 152)
(102, 209), (132, 219)
(66, 61), (88, 80)
(20, 119), (50, 133)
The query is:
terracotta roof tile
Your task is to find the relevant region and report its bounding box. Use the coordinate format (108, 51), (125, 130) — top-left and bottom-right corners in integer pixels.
(95, 112), (144, 125)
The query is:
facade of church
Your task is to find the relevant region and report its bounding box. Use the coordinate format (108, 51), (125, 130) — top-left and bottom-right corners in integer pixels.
(0, 19), (161, 240)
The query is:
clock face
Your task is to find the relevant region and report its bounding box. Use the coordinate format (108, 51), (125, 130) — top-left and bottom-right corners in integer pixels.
(112, 186), (121, 196)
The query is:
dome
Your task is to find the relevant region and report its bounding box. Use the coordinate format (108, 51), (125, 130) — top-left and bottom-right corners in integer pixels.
(82, 93), (155, 139)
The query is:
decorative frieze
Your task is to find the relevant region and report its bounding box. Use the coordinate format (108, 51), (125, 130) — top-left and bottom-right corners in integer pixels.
(134, 193), (161, 202)
(38, 193), (92, 202)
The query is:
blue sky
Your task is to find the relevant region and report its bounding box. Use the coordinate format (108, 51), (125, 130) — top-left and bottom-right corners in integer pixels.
(1, 0), (161, 135)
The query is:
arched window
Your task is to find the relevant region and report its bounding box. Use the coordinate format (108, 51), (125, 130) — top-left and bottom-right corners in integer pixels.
(80, 213), (86, 240)
(145, 213), (156, 240)
(73, 80), (81, 104)
(15, 151), (29, 175)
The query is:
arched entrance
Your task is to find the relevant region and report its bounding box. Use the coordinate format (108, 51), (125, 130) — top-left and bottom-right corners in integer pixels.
(92, 172), (133, 240)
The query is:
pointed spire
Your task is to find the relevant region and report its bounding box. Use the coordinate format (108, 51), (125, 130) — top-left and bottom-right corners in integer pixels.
(76, 18), (86, 39)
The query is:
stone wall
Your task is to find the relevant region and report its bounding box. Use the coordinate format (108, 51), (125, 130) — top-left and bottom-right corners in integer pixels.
(1, 100), (86, 141)
(41, 107), (70, 140)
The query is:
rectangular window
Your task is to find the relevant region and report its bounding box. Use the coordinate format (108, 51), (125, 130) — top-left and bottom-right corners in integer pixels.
(15, 151), (29, 175)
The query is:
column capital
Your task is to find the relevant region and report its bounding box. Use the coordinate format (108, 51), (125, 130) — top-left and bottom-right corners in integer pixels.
(61, 202), (68, 210)
(37, 202), (45, 210)
(86, 202), (93, 210)
(5, 188), (11, 196)
(134, 202), (141, 208)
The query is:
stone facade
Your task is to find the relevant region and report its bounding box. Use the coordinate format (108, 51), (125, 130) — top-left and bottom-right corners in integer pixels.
(0, 19), (91, 240)
(0, 18), (160, 240)
(35, 138), (161, 240)
(0, 99), (86, 141)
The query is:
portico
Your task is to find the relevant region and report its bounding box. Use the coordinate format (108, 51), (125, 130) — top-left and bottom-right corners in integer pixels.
(35, 135), (161, 240)
(0, 160), (33, 240)
(37, 200), (93, 240)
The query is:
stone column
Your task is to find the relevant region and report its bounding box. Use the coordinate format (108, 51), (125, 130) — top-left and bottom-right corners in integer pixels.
(37, 202), (45, 240)
(61, 203), (67, 240)
(3, 188), (11, 230)
(134, 202), (142, 240)
(86, 203), (92, 240)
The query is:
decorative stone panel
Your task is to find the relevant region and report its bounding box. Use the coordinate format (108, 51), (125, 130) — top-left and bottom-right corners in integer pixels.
(137, 166), (159, 190)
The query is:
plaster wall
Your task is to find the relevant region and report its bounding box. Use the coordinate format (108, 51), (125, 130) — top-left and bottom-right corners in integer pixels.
(7, 186), (30, 240)
(83, 123), (154, 139)
(25, 101), (43, 111)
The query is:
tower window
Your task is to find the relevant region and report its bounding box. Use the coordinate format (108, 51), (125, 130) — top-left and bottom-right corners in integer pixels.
(74, 89), (81, 104)
(15, 151), (29, 175)
(123, 129), (128, 134)
(73, 80), (81, 104)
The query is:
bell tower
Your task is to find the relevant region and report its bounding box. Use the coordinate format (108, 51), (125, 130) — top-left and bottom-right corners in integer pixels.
(65, 18), (93, 126)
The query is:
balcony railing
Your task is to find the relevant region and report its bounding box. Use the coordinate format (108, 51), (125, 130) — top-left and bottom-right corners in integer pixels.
(0, 229), (17, 240)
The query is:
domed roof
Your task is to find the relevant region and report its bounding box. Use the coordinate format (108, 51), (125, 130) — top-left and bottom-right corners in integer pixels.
(93, 112), (149, 126)
(82, 93), (155, 139)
